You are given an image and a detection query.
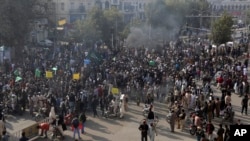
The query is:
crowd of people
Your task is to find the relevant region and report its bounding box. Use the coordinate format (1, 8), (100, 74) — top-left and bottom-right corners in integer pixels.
(138, 39), (250, 141)
(0, 36), (248, 141)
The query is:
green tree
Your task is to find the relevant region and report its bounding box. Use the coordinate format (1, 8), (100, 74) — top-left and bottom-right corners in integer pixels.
(71, 7), (124, 48)
(210, 13), (233, 45)
(72, 19), (101, 46)
(0, 0), (51, 46)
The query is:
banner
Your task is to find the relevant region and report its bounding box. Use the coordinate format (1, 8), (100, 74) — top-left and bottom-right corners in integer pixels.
(58, 19), (66, 26)
(73, 73), (80, 80)
(111, 88), (119, 94)
(46, 71), (53, 78)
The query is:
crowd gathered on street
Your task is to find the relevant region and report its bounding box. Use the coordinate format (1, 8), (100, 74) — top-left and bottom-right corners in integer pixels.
(0, 36), (249, 141)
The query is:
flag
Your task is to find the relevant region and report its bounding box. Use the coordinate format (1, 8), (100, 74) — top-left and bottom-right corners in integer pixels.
(46, 71), (53, 78)
(15, 76), (22, 82)
(35, 68), (41, 78)
(52, 67), (58, 71)
(14, 69), (20, 76)
(58, 19), (66, 26)
(149, 60), (155, 66)
(90, 53), (98, 59)
(73, 73), (80, 80)
(84, 59), (90, 65)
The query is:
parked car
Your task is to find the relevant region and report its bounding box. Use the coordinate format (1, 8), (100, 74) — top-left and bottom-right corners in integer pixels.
(38, 39), (53, 47)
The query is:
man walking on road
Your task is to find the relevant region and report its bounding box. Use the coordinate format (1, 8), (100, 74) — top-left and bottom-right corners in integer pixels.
(139, 119), (149, 141)
(169, 110), (176, 132)
(72, 115), (81, 140)
(241, 94), (249, 115)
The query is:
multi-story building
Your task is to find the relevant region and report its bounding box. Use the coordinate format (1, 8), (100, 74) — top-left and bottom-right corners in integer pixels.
(50, 0), (151, 24)
(209, 0), (250, 19)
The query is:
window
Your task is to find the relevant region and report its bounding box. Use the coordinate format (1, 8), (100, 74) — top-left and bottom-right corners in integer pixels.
(61, 3), (64, 11)
(71, 2), (75, 9)
(105, 1), (109, 9)
(52, 2), (56, 10)
(139, 3), (142, 9)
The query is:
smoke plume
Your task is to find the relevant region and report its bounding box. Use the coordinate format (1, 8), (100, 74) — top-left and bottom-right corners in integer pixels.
(125, 0), (185, 48)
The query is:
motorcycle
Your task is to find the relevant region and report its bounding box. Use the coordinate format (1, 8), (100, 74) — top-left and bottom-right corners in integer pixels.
(51, 125), (64, 140)
(189, 120), (206, 135)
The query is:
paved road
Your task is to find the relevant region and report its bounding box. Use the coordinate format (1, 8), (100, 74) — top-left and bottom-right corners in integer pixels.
(32, 101), (198, 141)
(6, 85), (250, 141)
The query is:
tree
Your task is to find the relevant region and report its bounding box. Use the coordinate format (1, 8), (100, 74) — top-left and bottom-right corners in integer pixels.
(0, 0), (52, 60)
(71, 7), (124, 48)
(210, 13), (233, 45)
(102, 7), (123, 46)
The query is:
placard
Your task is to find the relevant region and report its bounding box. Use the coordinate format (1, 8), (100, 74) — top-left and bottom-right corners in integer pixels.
(46, 71), (53, 78)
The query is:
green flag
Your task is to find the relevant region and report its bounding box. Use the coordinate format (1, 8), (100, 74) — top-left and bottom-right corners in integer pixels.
(149, 60), (155, 66)
(15, 76), (22, 82)
(14, 69), (19, 76)
(35, 68), (41, 78)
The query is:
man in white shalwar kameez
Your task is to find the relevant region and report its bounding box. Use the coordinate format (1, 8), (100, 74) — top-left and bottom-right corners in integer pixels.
(119, 94), (125, 118)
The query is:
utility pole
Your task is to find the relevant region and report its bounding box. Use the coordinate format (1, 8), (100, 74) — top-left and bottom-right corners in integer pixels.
(115, 16), (118, 50)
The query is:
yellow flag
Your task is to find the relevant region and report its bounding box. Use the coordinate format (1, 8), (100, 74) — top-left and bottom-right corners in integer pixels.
(111, 88), (119, 94)
(58, 19), (66, 26)
(73, 73), (80, 80)
(46, 71), (53, 78)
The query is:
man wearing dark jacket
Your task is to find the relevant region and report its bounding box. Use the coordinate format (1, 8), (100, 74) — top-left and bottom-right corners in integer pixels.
(241, 94), (249, 115)
(139, 119), (149, 141)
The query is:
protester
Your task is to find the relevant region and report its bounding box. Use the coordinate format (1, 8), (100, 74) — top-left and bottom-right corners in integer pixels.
(0, 119), (5, 138)
(1, 131), (9, 141)
(168, 110), (176, 132)
(138, 119), (149, 141)
(241, 94), (249, 115)
(79, 112), (87, 134)
(216, 124), (225, 141)
(19, 132), (29, 141)
(71, 115), (81, 140)
(148, 122), (157, 141)
(196, 126), (204, 141)
(37, 122), (50, 138)
(205, 121), (215, 141)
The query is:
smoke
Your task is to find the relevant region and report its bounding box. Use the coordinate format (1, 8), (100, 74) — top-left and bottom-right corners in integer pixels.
(126, 23), (180, 48)
(125, 0), (185, 48)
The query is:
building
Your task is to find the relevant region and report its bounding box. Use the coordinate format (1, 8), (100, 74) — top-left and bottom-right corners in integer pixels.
(209, 0), (250, 20)
(50, 0), (151, 24)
